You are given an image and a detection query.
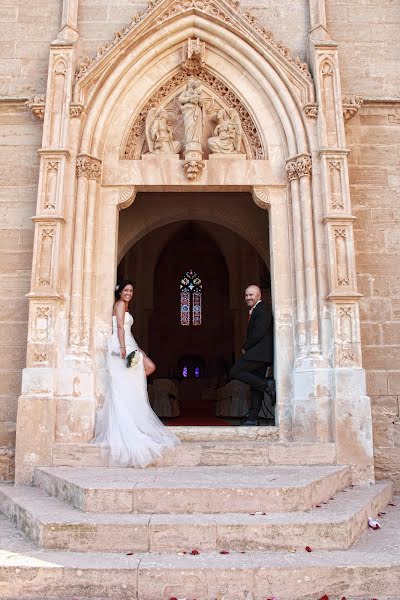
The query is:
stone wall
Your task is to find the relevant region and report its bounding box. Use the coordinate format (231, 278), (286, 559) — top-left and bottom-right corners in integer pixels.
(347, 103), (400, 490)
(326, 0), (400, 98)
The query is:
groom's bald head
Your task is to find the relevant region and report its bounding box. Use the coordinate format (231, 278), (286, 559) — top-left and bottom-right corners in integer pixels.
(245, 285), (261, 308)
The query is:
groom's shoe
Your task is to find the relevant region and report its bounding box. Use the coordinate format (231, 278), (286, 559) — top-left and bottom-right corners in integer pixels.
(241, 419), (258, 426)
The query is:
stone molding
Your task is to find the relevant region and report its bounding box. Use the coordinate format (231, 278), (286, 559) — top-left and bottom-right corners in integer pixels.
(124, 68), (265, 160)
(285, 154), (312, 181)
(25, 95), (46, 121)
(74, 0), (312, 84)
(76, 155), (102, 180)
(118, 188), (137, 210)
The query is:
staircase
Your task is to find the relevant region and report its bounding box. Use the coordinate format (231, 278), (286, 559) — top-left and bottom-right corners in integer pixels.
(0, 433), (398, 599)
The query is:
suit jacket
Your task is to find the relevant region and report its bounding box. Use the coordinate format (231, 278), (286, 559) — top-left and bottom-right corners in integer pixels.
(242, 301), (273, 363)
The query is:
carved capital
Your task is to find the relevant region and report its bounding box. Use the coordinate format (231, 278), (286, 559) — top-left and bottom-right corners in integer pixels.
(342, 95), (363, 123)
(76, 155), (102, 181)
(286, 159), (298, 181)
(25, 95), (46, 121)
(296, 154), (312, 178)
(252, 186), (269, 209)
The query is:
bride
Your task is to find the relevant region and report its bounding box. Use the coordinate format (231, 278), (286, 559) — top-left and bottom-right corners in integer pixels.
(92, 279), (180, 466)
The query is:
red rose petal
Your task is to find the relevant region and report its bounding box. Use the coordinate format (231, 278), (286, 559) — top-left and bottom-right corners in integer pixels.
(126, 552), (134, 556)
(389, 502), (396, 506)
(220, 550), (230, 554)
(169, 597), (178, 600)
(315, 504), (322, 508)
(305, 546), (312, 552)
(318, 595), (329, 600)
(341, 597), (347, 600)
(190, 549), (200, 555)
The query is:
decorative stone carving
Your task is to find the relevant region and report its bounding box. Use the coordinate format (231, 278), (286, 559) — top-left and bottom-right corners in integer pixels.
(183, 158), (205, 181)
(124, 68), (264, 160)
(296, 154), (312, 178)
(25, 95), (46, 121)
(118, 188), (137, 210)
(182, 37), (205, 75)
(74, 0), (312, 84)
(304, 103), (318, 118)
(328, 160), (344, 210)
(69, 103), (84, 118)
(252, 186), (269, 209)
(334, 227), (350, 287)
(286, 155), (312, 180)
(208, 108), (242, 154)
(145, 109), (181, 154)
(342, 95), (363, 122)
(179, 77), (204, 148)
(335, 304), (357, 366)
(285, 159), (298, 181)
(76, 155), (102, 180)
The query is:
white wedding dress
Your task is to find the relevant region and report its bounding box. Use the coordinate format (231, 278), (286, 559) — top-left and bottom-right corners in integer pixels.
(92, 312), (180, 467)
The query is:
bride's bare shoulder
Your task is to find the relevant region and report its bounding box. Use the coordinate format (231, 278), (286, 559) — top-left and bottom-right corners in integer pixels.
(113, 299), (126, 318)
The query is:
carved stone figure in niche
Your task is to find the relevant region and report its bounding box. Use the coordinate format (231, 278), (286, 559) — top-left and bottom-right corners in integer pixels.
(178, 77), (204, 148)
(208, 108), (242, 154)
(145, 108), (181, 154)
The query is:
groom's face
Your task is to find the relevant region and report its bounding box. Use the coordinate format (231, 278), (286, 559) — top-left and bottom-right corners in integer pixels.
(245, 286), (261, 308)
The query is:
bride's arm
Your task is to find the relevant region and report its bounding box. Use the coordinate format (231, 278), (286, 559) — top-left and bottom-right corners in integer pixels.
(114, 301), (127, 359)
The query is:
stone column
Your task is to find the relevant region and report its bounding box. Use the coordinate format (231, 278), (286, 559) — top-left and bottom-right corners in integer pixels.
(15, 32), (79, 482)
(308, 5), (374, 483)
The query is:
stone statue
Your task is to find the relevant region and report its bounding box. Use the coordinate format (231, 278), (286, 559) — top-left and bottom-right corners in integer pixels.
(145, 108), (181, 154)
(208, 108), (242, 154)
(178, 77), (204, 147)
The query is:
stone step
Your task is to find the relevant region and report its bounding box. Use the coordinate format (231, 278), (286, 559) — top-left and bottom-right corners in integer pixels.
(0, 481), (392, 552)
(34, 465), (351, 513)
(0, 503), (399, 600)
(53, 440), (337, 468)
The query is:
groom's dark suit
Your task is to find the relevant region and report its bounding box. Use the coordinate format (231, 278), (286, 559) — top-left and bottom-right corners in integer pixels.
(230, 301), (273, 422)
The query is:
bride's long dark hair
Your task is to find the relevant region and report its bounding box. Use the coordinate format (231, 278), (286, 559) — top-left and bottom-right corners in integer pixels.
(114, 279), (134, 302)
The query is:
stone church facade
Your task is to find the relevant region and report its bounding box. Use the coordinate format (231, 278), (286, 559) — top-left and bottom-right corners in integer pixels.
(0, 0), (399, 488)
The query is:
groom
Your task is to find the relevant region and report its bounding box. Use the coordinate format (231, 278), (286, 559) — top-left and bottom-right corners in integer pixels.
(230, 285), (273, 426)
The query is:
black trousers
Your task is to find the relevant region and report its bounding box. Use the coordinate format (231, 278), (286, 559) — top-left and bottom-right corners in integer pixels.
(230, 357), (269, 421)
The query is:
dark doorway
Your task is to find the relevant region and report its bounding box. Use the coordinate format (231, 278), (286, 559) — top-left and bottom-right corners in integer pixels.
(117, 200), (273, 425)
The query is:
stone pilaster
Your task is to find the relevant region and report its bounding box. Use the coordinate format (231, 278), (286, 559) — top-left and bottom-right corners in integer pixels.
(308, 5), (374, 483)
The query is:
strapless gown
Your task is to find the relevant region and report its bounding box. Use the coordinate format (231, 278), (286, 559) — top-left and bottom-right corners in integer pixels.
(92, 312), (179, 467)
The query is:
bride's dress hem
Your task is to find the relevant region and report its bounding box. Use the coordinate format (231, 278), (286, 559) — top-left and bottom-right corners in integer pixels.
(91, 313), (180, 468)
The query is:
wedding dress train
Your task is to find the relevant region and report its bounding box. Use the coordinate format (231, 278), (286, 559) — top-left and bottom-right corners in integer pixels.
(92, 312), (180, 467)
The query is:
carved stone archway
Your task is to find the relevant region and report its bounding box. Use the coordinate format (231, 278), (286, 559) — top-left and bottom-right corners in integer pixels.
(16, 0), (373, 485)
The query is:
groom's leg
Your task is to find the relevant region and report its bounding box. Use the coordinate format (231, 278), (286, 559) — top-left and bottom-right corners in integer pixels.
(230, 357), (268, 393)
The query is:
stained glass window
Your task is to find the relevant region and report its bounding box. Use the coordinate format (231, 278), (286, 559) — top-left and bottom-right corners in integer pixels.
(180, 270), (202, 326)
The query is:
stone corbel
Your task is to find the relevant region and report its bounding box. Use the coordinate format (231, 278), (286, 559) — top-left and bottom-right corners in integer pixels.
(69, 103), (84, 118)
(252, 186), (269, 209)
(118, 188), (137, 210)
(304, 103), (318, 118)
(342, 95), (363, 123)
(183, 158), (205, 181)
(26, 95), (46, 121)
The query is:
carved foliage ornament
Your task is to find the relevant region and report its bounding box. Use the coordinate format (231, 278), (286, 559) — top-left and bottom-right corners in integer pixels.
(76, 155), (102, 180)
(124, 69), (264, 160)
(74, 0), (311, 83)
(285, 155), (312, 181)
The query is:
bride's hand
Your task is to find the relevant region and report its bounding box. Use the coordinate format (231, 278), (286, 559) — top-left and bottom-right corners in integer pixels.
(120, 347), (126, 359)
